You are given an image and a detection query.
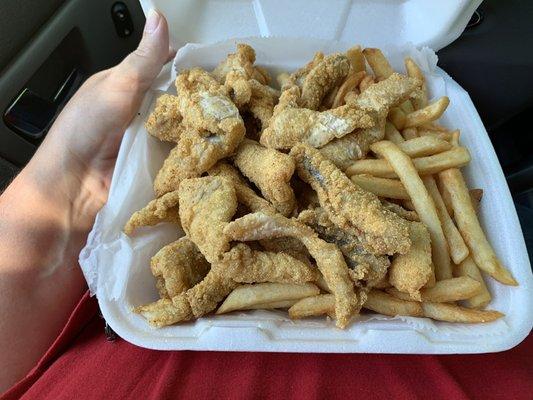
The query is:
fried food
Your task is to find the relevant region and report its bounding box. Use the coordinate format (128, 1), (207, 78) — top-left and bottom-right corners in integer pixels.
(260, 96), (373, 149)
(234, 139), (296, 216)
(388, 222), (433, 299)
(145, 94), (184, 143)
(298, 53), (350, 110)
(123, 190), (180, 235)
(150, 237), (210, 298)
(224, 211), (359, 328)
(219, 243), (317, 284)
(291, 144), (411, 255)
(178, 176), (237, 263)
(208, 162), (276, 214)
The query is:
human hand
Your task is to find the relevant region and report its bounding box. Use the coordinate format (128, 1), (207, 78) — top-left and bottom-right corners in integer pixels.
(27, 9), (173, 234)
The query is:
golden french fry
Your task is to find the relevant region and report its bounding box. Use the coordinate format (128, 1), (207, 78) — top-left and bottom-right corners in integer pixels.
(388, 107), (406, 130)
(404, 57), (428, 109)
(216, 283), (320, 314)
(386, 277), (481, 303)
(420, 122), (449, 132)
(418, 129), (456, 142)
(346, 146), (471, 178)
(438, 168), (517, 285)
(332, 71), (366, 108)
(248, 300), (298, 310)
(362, 48), (394, 80)
(454, 256), (492, 309)
(399, 99), (415, 114)
(404, 97), (450, 128)
(401, 127), (418, 140)
(450, 129), (461, 146)
(363, 290), (423, 317)
(370, 141), (452, 280)
(351, 174), (409, 199)
(359, 75), (375, 92)
(346, 45), (366, 73)
(421, 302), (504, 323)
(385, 121), (405, 144)
(399, 136), (452, 158)
(288, 294), (336, 319)
(389, 222), (434, 299)
(423, 175), (469, 264)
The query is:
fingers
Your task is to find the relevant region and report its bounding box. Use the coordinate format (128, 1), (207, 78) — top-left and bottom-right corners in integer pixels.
(116, 9), (171, 92)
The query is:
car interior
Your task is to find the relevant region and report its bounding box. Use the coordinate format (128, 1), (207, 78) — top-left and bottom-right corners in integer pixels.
(0, 0), (531, 263)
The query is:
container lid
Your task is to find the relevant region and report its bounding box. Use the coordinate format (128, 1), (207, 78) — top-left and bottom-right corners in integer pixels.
(139, 0), (482, 51)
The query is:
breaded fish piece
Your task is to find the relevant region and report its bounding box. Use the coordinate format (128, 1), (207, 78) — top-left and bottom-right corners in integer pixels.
(234, 139), (296, 216)
(224, 212), (358, 328)
(219, 243), (317, 284)
(151, 237), (210, 298)
(212, 43), (269, 106)
(319, 117), (386, 170)
(289, 52), (325, 88)
(290, 144), (410, 255)
(208, 162), (276, 214)
(246, 79), (279, 130)
(297, 208), (390, 287)
(260, 103), (373, 149)
(299, 53), (350, 110)
(123, 190), (180, 235)
(347, 72), (422, 116)
(134, 297), (192, 328)
(178, 176), (237, 263)
(389, 222), (433, 299)
(145, 94), (185, 143)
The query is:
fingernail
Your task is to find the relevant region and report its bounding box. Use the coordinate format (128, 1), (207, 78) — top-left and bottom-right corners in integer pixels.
(144, 9), (161, 34)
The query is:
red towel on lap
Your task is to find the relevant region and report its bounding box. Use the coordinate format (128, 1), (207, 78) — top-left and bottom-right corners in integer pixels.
(2, 291), (532, 400)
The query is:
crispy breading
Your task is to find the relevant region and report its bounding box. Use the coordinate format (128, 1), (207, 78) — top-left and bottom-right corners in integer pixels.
(134, 296), (192, 328)
(178, 176), (237, 263)
(297, 208), (390, 287)
(290, 144), (410, 255)
(123, 190), (180, 235)
(299, 53), (350, 110)
(319, 117), (386, 170)
(185, 270), (238, 318)
(208, 162), (276, 214)
(219, 243), (317, 284)
(150, 237), (210, 298)
(260, 103), (373, 149)
(223, 212), (358, 328)
(234, 139), (296, 216)
(145, 94), (184, 143)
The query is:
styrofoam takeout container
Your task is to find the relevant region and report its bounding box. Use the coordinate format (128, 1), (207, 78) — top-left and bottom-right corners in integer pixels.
(79, 0), (533, 353)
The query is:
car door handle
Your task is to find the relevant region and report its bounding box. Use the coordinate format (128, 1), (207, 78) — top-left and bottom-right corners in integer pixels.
(3, 68), (82, 140)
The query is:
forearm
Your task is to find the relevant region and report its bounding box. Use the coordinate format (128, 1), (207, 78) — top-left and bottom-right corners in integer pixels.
(0, 144), (92, 392)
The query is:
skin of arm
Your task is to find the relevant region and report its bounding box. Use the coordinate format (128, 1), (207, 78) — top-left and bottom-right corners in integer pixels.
(0, 10), (172, 392)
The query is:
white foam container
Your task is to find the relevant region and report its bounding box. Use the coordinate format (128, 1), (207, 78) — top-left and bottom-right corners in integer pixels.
(79, 0), (533, 353)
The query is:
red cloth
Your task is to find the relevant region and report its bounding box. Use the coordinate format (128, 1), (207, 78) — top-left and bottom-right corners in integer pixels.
(2, 292), (532, 400)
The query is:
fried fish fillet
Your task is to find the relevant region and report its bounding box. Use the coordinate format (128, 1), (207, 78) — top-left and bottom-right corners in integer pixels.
(234, 139), (296, 216)
(224, 212), (359, 328)
(219, 243), (317, 284)
(178, 176), (237, 263)
(151, 237), (210, 298)
(208, 162), (276, 214)
(145, 94), (184, 143)
(123, 190), (180, 235)
(290, 144), (410, 255)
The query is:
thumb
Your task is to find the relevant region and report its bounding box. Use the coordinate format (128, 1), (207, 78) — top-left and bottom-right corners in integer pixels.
(116, 9), (170, 92)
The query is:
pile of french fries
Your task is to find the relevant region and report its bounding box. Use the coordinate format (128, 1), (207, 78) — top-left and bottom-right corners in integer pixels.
(216, 47), (517, 325)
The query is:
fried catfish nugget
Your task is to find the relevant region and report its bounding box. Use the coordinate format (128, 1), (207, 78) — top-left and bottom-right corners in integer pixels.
(224, 212), (359, 328)
(260, 86), (373, 149)
(151, 237), (210, 298)
(290, 144), (410, 255)
(298, 53), (350, 110)
(208, 162), (276, 214)
(298, 208), (390, 287)
(145, 94), (185, 143)
(178, 176), (237, 263)
(123, 190), (180, 235)
(234, 139), (296, 216)
(219, 243), (317, 284)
